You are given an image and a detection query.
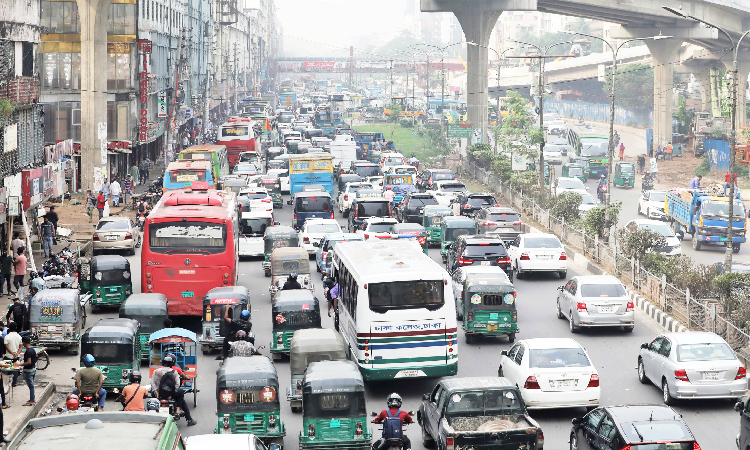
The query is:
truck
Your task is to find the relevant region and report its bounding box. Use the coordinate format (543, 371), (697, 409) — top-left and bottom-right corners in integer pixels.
(418, 377), (544, 450)
(665, 189), (746, 252)
(353, 131), (385, 161)
(329, 136), (357, 177)
(288, 153), (334, 196)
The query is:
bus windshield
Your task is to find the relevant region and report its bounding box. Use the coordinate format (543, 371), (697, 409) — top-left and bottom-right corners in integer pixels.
(369, 280), (444, 311)
(169, 169), (207, 183)
(580, 139), (608, 157)
(149, 222), (227, 253)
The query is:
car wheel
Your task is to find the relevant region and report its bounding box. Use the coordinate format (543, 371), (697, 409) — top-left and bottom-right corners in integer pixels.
(507, 333), (515, 343)
(623, 325), (634, 332)
(465, 333), (473, 344)
(662, 378), (675, 405)
(422, 426), (435, 448)
(569, 314), (580, 333)
(497, 365), (504, 377)
(456, 304), (463, 321)
(556, 299), (565, 319)
(316, 263), (321, 273)
(692, 233), (702, 251)
(129, 246), (136, 256)
(637, 359), (649, 384)
(558, 270), (567, 279)
(515, 261), (524, 279)
(570, 432), (579, 450)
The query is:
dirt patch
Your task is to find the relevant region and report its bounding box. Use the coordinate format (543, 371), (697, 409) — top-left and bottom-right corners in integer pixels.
(47, 197), (135, 239)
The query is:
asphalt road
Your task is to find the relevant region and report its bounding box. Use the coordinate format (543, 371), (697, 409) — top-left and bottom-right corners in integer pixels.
(33, 176), (741, 450)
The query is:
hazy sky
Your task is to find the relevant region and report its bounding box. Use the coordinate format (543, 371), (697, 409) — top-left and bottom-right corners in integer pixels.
(275, 0), (412, 57)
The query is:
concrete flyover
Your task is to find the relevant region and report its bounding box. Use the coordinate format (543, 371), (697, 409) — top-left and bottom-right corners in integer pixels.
(422, 0), (750, 148)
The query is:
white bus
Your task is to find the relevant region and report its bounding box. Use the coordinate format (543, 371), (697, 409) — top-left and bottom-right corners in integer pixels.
(330, 240), (458, 381)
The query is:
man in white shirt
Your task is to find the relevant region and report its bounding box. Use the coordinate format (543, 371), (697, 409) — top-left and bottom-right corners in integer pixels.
(110, 179), (122, 206)
(4, 323), (22, 385)
(383, 186), (395, 203)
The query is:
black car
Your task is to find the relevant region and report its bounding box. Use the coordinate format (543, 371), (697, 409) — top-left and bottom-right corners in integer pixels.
(397, 193), (439, 224)
(446, 235), (511, 279)
(452, 192), (498, 217)
(350, 162), (382, 179)
(348, 196), (392, 231)
(418, 169), (457, 191)
(337, 174), (363, 193)
(571, 405), (700, 450)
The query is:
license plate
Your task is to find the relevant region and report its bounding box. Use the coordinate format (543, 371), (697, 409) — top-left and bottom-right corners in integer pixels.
(105, 235), (117, 241)
(159, 407), (170, 414)
(109, 287), (118, 292)
(556, 379), (574, 388)
(480, 261), (491, 266)
(395, 369), (426, 378)
(181, 291), (194, 298)
(330, 419), (341, 428)
(599, 306), (614, 313)
(537, 255), (552, 260)
(487, 325), (498, 331)
(703, 372), (720, 381)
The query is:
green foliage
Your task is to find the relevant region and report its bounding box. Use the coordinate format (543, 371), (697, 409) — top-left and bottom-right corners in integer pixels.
(509, 170), (538, 192)
(710, 126), (726, 140)
(694, 156), (710, 177)
(603, 63), (654, 111)
(641, 254), (718, 300)
(421, 128), (457, 157)
(713, 272), (750, 328)
(0, 99), (15, 121)
(399, 118), (413, 128)
(387, 102), (403, 123)
(617, 228), (666, 261)
(579, 202), (621, 237)
(551, 191), (582, 222)
(500, 91), (533, 137)
(674, 96), (692, 135)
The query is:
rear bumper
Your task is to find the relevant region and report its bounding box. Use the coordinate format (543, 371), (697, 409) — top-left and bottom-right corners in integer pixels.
(576, 311), (635, 327)
(359, 361), (458, 381)
(698, 234), (746, 243)
(521, 386), (601, 410)
(518, 260), (566, 272)
(674, 380), (747, 399)
(93, 239), (135, 250)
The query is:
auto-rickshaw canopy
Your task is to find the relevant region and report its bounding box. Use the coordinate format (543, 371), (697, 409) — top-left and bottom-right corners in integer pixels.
(289, 328), (347, 376)
(270, 247), (310, 275)
(272, 290), (320, 329)
(441, 216), (476, 241)
(30, 289), (81, 323)
(89, 255), (131, 286)
(118, 293), (168, 334)
(216, 356), (280, 412)
(302, 360), (366, 419)
(463, 276), (517, 310)
(263, 226), (299, 253)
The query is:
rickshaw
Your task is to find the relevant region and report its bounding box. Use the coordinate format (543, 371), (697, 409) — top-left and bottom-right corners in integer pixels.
(118, 293), (168, 361)
(561, 162), (587, 184)
(614, 161), (635, 188)
(269, 247), (312, 299)
(216, 357), (286, 447)
(440, 216), (476, 263)
(270, 290), (321, 361)
(81, 255), (132, 310)
(423, 205), (454, 245)
(460, 275), (518, 344)
(259, 175), (283, 208)
(263, 226), (299, 276)
(200, 286), (251, 355)
(390, 223), (428, 254)
(80, 318), (141, 393)
(149, 327), (198, 407)
(30, 288), (85, 354)
(287, 328), (346, 413)
(568, 156), (591, 178)
(299, 360), (371, 450)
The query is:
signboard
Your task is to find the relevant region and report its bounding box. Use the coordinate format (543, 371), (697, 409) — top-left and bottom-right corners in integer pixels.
(3, 124), (17, 154)
(21, 167), (46, 210)
(139, 40), (151, 142)
(157, 92), (167, 117)
(7, 196), (18, 216)
(100, 141), (107, 165)
(447, 124), (473, 138)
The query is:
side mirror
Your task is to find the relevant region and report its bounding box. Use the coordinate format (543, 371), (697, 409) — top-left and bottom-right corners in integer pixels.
(641, 343), (649, 349)
(269, 444), (281, 450)
(500, 350), (508, 356)
(736, 401), (745, 412)
(370, 411), (377, 417)
(422, 393), (430, 402)
(572, 418), (583, 426)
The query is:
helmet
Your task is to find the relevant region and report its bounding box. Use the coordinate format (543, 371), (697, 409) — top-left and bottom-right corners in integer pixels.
(290, 273), (298, 280)
(83, 354), (96, 367)
(129, 370), (142, 384)
(386, 186), (392, 190)
(161, 353), (176, 367)
(387, 393), (403, 409)
(235, 330), (248, 341)
(66, 394), (79, 411)
(30, 277), (45, 292)
(146, 398), (160, 412)
(600, 174), (606, 178)
(240, 310), (250, 321)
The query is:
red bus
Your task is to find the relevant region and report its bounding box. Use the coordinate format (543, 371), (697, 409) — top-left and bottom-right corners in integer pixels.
(141, 189), (239, 316)
(218, 117), (260, 169)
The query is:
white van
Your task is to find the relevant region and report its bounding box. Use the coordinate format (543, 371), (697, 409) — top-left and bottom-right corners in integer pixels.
(330, 141), (357, 175)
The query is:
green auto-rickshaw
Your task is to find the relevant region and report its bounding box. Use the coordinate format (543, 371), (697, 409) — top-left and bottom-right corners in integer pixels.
(118, 293), (168, 361)
(216, 356), (286, 448)
(423, 205), (454, 245)
(568, 156), (591, 178)
(200, 286), (250, 355)
(561, 163), (587, 184)
(299, 360), (371, 450)
(80, 318), (141, 393)
(263, 226), (299, 276)
(460, 275), (517, 344)
(83, 255), (132, 310)
(270, 290), (321, 361)
(614, 162), (635, 188)
(287, 328), (347, 413)
(259, 175), (283, 208)
(440, 216), (476, 263)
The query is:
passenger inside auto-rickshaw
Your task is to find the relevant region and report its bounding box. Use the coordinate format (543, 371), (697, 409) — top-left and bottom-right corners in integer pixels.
(270, 290), (321, 361)
(460, 275), (517, 344)
(259, 175), (283, 208)
(390, 223), (428, 255)
(423, 205), (454, 245)
(149, 327), (199, 407)
(287, 328), (346, 413)
(200, 286), (250, 355)
(614, 162), (635, 188)
(263, 226), (299, 276)
(82, 255), (132, 310)
(30, 288), (85, 353)
(118, 293), (168, 361)
(216, 356), (286, 447)
(269, 247), (311, 298)
(440, 216), (476, 263)
(299, 360), (371, 450)
(561, 163), (587, 184)
(80, 318), (140, 393)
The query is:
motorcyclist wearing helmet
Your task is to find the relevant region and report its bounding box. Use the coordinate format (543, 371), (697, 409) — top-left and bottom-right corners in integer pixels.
(150, 354), (197, 426)
(228, 330), (261, 357)
(117, 370), (149, 411)
(372, 393), (413, 450)
(73, 354), (106, 411)
(218, 307), (252, 360)
(282, 272), (302, 290)
(383, 185), (395, 203)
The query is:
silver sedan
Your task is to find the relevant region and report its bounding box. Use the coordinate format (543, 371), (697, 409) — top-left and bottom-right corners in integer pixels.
(556, 275), (635, 333)
(93, 217), (140, 255)
(638, 331), (748, 405)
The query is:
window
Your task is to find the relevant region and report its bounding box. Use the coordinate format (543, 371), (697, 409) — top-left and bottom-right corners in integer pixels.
(149, 222), (227, 253)
(369, 280), (444, 311)
(513, 344), (524, 365)
(529, 348), (591, 368)
(579, 283), (626, 298)
(41, 52), (81, 90)
(660, 339), (672, 358)
(597, 414), (617, 441)
(584, 408), (604, 432)
(649, 338), (663, 354)
(677, 342), (736, 362)
(506, 344), (519, 363)
(22, 42), (33, 77)
(41, 1), (80, 33)
(110, 3), (135, 34)
(108, 43), (132, 90)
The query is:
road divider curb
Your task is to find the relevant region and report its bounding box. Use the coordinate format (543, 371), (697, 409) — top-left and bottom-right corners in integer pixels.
(627, 290), (688, 333)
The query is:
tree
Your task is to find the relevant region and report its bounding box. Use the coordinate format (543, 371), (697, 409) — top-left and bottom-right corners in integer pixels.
(674, 96), (692, 135)
(617, 228), (667, 261)
(387, 102), (402, 123)
(602, 63), (654, 111)
(551, 191), (582, 222)
(579, 202), (621, 237)
(713, 272), (750, 339)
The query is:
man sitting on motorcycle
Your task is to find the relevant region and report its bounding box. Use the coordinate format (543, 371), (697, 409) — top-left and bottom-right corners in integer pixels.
(282, 273), (302, 290)
(596, 174), (608, 198)
(228, 330), (261, 357)
(149, 353), (197, 426)
(73, 354), (107, 411)
(371, 393), (412, 450)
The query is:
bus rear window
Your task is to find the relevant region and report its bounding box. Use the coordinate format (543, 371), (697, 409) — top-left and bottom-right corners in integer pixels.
(222, 126), (249, 137)
(182, 152), (212, 160)
(169, 170), (206, 183)
(369, 280), (444, 311)
(296, 197), (332, 212)
(149, 222), (227, 253)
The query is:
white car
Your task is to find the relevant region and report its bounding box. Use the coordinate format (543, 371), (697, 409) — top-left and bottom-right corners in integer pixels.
(337, 182), (374, 216)
(450, 266), (510, 319)
(356, 218), (398, 240)
(555, 177), (586, 193)
(624, 219), (682, 256)
(267, 168), (290, 193)
(638, 190), (667, 220)
(566, 189), (598, 214)
(507, 233), (567, 279)
(547, 120), (567, 135)
(366, 176), (384, 190)
(543, 146), (563, 164)
(498, 338), (601, 410)
(431, 180), (467, 206)
(238, 188), (273, 213)
(238, 211), (274, 257)
(300, 219), (342, 254)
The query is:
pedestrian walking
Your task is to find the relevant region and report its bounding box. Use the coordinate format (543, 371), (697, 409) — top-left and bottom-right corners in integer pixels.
(86, 189), (96, 223)
(725, 172), (738, 195)
(181, 133), (189, 151)
(130, 164), (140, 187)
(618, 143), (625, 161)
(123, 175), (133, 206)
(145, 157), (152, 179)
(10, 234), (23, 260)
(40, 216), (54, 258)
(13, 247), (26, 299)
(13, 335), (36, 406)
(96, 190), (105, 220)
(46, 205), (59, 239)
(110, 179), (121, 206)
(0, 249), (13, 296)
(101, 179), (111, 200)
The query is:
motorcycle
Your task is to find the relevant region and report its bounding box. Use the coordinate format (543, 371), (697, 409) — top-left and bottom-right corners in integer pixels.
(137, 211), (148, 231)
(370, 411), (414, 450)
(642, 178), (654, 192)
(70, 368), (103, 411)
(597, 183), (608, 203)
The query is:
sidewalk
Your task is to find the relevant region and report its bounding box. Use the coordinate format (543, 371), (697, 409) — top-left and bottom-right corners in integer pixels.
(2, 381), (55, 440)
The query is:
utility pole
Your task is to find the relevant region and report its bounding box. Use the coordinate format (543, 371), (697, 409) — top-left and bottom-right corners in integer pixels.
(165, 27), (186, 166)
(389, 59), (393, 107)
(349, 46), (354, 91)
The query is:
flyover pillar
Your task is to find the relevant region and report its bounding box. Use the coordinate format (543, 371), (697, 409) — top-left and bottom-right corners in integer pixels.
(645, 39), (682, 148)
(696, 71), (712, 112)
(77, 0), (112, 192)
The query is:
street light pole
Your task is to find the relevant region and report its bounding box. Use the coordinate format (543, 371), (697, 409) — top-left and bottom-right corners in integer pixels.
(417, 42), (463, 138)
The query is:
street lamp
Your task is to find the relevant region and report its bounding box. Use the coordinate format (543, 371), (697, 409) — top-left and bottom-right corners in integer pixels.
(563, 31), (671, 243)
(416, 42), (464, 137)
(663, 6), (750, 270)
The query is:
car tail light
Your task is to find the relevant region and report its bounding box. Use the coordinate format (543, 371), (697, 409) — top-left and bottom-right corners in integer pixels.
(587, 374), (599, 388)
(737, 367), (747, 380)
(363, 233), (370, 239)
(520, 253), (530, 261)
(693, 443), (702, 450)
(356, 421), (363, 435)
(321, 251), (327, 261)
(303, 237), (310, 243)
(96, 289), (101, 297)
(354, 208), (358, 218)
(445, 437), (454, 450)
(458, 257), (472, 266)
(511, 311), (517, 322)
(344, 194), (348, 201)
(537, 430), (544, 447)
(626, 302), (634, 312)
(223, 416), (230, 429)
(576, 302), (587, 312)
(675, 369), (690, 382)
(497, 256), (510, 264)
(277, 333), (283, 345)
(330, 212), (334, 219)
(428, 178), (432, 184)
(294, 213), (297, 223)
(524, 376), (541, 389)
(125, 232), (133, 240)
(559, 251), (567, 260)
(262, 198), (271, 203)
(93, 234), (100, 241)
(482, 222), (497, 226)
